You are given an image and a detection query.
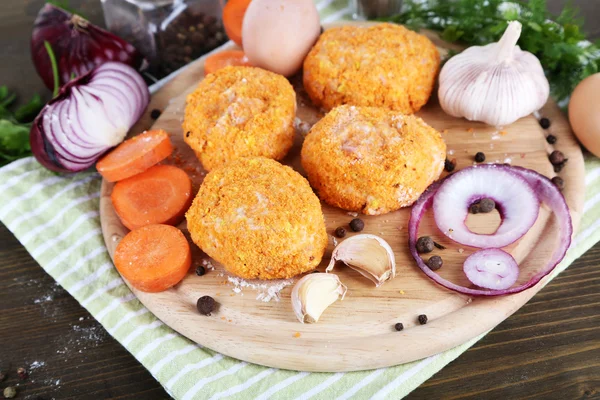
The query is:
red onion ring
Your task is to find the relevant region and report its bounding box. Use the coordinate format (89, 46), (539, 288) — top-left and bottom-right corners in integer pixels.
(408, 164), (572, 296)
(433, 164), (539, 248)
(463, 249), (519, 290)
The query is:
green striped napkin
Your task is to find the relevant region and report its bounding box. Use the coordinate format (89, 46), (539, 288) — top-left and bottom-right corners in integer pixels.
(2, 1), (600, 399)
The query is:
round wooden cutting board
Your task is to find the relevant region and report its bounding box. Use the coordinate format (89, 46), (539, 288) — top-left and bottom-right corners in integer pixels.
(100, 22), (585, 372)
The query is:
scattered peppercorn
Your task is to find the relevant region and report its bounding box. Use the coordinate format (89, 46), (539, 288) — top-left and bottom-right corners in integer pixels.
(394, 322), (404, 331)
(416, 236), (434, 253)
(539, 117), (551, 129)
(197, 295), (216, 316)
(469, 203), (480, 214)
(195, 266), (206, 276)
(478, 198), (495, 213)
(3, 386), (16, 399)
(546, 134), (557, 144)
(426, 256), (443, 271)
(551, 176), (564, 190)
(150, 109), (162, 120)
(444, 158), (456, 172)
(549, 150), (565, 165)
(418, 314), (428, 325)
(16, 367), (27, 380)
(553, 162), (566, 173)
(433, 241), (446, 250)
(334, 226), (347, 238)
(474, 152), (486, 163)
(349, 218), (364, 232)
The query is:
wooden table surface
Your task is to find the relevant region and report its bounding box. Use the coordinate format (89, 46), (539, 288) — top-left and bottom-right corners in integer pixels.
(1, 0), (599, 399)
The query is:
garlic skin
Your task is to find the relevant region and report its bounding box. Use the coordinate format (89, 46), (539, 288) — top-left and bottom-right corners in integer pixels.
(326, 234), (396, 287)
(291, 273), (347, 324)
(438, 21), (549, 127)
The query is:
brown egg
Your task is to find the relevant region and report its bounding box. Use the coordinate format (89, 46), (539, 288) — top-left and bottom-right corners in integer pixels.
(569, 73), (600, 157)
(241, 0), (321, 77)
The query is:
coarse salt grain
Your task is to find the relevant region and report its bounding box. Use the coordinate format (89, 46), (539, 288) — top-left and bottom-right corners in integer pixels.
(347, 212), (358, 217)
(226, 276), (294, 302)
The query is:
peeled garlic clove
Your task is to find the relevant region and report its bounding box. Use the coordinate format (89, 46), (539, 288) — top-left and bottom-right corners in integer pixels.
(326, 234), (396, 287)
(291, 273), (347, 324)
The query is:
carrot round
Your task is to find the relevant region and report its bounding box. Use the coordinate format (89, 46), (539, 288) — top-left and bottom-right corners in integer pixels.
(97, 129), (174, 182)
(111, 164), (193, 230)
(114, 224), (191, 292)
(204, 50), (252, 76)
(222, 0), (252, 47)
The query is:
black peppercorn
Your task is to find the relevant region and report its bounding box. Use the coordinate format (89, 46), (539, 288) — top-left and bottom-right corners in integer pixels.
(418, 314), (428, 325)
(549, 150), (565, 165)
(349, 218), (364, 232)
(539, 117), (551, 129)
(416, 236), (434, 253)
(546, 134), (557, 144)
(478, 198), (495, 213)
(553, 163), (566, 173)
(16, 367), (27, 380)
(426, 256), (443, 271)
(195, 266), (206, 276)
(551, 176), (564, 190)
(444, 158), (456, 172)
(474, 152), (486, 163)
(197, 295), (216, 316)
(469, 203), (480, 214)
(334, 226), (347, 238)
(394, 322), (404, 331)
(150, 109), (161, 120)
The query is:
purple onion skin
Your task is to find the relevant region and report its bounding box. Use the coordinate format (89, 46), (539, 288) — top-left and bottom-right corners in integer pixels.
(31, 4), (144, 90)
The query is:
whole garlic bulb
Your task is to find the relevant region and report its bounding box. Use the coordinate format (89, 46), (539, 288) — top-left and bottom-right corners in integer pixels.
(438, 21), (549, 127)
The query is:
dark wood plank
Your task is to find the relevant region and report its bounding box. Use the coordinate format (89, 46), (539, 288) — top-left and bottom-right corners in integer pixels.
(0, 0), (599, 398)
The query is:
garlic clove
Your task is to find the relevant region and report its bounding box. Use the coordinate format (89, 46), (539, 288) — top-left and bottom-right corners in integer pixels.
(326, 234), (396, 287)
(292, 273), (347, 324)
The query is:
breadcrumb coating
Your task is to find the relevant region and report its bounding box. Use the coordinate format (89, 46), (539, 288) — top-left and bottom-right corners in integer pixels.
(303, 23), (440, 113)
(183, 66), (296, 171)
(301, 105), (446, 215)
(186, 157), (327, 279)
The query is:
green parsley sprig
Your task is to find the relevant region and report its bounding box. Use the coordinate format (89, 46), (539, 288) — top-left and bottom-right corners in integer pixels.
(382, 0), (600, 102)
(0, 87), (44, 166)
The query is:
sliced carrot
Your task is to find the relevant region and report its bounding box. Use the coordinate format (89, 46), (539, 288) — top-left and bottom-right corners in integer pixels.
(204, 50), (252, 76)
(114, 224), (191, 292)
(97, 129), (173, 182)
(222, 0), (252, 47)
(111, 164), (193, 230)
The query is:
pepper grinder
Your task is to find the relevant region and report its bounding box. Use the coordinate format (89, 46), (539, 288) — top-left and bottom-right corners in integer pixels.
(351, 0), (403, 20)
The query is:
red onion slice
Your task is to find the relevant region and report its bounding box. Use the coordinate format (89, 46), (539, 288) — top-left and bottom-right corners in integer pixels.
(433, 164), (539, 248)
(463, 249), (519, 290)
(30, 62), (149, 173)
(408, 164), (572, 296)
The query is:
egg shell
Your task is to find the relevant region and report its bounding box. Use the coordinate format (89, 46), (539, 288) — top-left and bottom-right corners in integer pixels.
(242, 0), (321, 77)
(569, 73), (600, 157)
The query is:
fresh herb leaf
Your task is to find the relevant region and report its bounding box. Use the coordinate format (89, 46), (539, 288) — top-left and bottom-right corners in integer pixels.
(382, 0), (600, 102)
(47, 0), (78, 15)
(14, 94), (44, 123)
(44, 41), (60, 98)
(0, 119), (32, 166)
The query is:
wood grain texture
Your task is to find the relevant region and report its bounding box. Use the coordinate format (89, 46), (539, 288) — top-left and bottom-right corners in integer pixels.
(0, 0), (598, 397)
(100, 22), (585, 372)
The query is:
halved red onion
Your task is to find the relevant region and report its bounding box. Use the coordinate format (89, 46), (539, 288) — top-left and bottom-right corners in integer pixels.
(408, 164), (572, 296)
(463, 249), (519, 290)
(31, 4), (144, 90)
(30, 62), (149, 173)
(433, 164), (539, 248)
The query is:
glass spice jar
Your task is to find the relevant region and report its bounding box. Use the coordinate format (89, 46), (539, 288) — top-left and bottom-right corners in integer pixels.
(101, 0), (227, 79)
